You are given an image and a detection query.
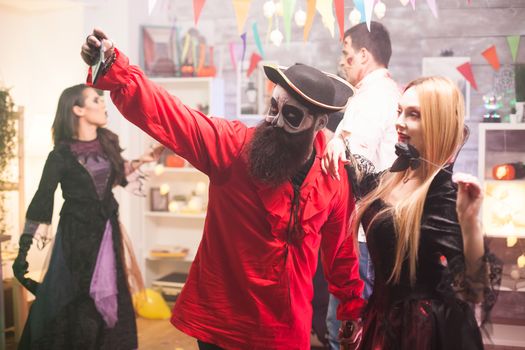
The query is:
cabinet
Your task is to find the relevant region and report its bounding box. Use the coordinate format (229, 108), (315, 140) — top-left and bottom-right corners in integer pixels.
(478, 123), (525, 348)
(139, 77), (223, 287)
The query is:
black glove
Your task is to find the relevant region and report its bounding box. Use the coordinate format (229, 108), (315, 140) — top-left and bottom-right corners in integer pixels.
(12, 234), (40, 295)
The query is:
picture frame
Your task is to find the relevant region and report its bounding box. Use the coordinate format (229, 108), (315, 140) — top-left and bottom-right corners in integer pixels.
(422, 57), (471, 119)
(150, 187), (169, 211)
(236, 60), (276, 126)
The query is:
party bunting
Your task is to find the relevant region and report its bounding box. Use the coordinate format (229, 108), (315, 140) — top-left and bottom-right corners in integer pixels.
(229, 42), (238, 70)
(507, 35), (521, 62)
(482, 45), (500, 71)
(303, 0), (317, 41)
(364, 0), (374, 31)
(334, 0), (345, 40)
(247, 53), (262, 77)
(252, 22), (265, 58)
(232, 0), (251, 34)
(240, 32), (247, 63)
(410, 0), (416, 10)
(456, 62), (478, 91)
(316, 0), (335, 37)
(353, 0), (366, 23)
(148, 0), (158, 15)
(426, 0), (438, 18)
(193, 0), (206, 25)
(283, 0), (296, 45)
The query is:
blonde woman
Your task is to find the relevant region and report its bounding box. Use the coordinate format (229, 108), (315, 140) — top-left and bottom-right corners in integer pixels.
(322, 76), (501, 350)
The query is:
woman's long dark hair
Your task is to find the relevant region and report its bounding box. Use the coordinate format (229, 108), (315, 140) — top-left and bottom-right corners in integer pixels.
(52, 84), (126, 185)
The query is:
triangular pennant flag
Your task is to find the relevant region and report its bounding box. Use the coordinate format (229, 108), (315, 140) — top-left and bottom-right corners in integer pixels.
(252, 22), (265, 58)
(456, 62), (478, 91)
(148, 0), (158, 15)
(364, 0), (374, 31)
(410, 0), (416, 10)
(247, 53), (262, 77)
(240, 33), (247, 63)
(193, 0), (206, 25)
(304, 0), (317, 41)
(229, 42), (238, 70)
(482, 45), (500, 71)
(232, 0), (252, 35)
(507, 35), (521, 62)
(334, 0), (345, 40)
(282, 0), (296, 45)
(316, 0), (335, 37)
(354, 0), (366, 23)
(425, 0), (438, 18)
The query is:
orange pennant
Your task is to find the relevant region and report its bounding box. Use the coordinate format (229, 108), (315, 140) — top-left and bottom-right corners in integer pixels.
(303, 0), (317, 41)
(232, 0), (252, 34)
(482, 45), (500, 71)
(193, 0), (206, 25)
(335, 0), (344, 41)
(247, 53), (262, 77)
(456, 62), (478, 91)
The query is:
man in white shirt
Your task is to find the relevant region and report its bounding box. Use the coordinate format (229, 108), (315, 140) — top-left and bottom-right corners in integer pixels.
(322, 21), (400, 350)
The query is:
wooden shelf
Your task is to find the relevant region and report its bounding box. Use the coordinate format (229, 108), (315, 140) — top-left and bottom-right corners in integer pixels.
(144, 211), (206, 219)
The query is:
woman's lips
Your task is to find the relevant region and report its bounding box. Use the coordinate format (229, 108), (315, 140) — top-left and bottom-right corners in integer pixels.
(397, 133), (409, 143)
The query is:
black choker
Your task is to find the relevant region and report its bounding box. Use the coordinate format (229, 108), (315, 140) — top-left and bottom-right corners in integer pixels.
(390, 143), (421, 173)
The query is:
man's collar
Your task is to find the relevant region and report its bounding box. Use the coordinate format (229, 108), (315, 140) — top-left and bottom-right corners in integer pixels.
(356, 68), (390, 89)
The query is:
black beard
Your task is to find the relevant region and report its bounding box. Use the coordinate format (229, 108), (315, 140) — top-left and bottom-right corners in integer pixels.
(247, 121), (316, 187)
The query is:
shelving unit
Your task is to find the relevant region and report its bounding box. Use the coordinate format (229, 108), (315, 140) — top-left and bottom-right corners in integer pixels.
(139, 77), (222, 287)
(478, 123), (525, 348)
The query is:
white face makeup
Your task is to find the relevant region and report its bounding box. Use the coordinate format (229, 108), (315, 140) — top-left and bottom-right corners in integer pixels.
(265, 85), (316, 134)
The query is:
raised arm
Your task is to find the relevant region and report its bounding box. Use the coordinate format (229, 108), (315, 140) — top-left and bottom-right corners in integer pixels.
(81, 29), (248, 178)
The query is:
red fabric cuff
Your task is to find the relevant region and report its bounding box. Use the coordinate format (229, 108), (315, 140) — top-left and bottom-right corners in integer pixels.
(337, 297), (366, 320)
(86, 48), (129, 91)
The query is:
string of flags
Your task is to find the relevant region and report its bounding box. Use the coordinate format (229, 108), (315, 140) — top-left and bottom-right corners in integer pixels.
(190, 0), (523, 84)
(456, 37), (522, 92)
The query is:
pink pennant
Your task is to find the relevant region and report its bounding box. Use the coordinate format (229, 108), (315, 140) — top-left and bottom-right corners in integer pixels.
(482, 45), (501, 71)
(425, 0), (438, 18)
(229, 42), (237, 70)
(456, 62), (478, 91)
(193, 0), (206, 25)
(410, 0), (416, 10)
(247, 53), (262, 77)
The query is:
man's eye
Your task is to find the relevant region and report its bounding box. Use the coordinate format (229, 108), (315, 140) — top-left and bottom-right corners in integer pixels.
(269, 107), (278, 116)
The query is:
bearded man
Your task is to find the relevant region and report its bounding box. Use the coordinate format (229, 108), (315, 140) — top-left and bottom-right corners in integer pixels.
(81, 29), (364, 350)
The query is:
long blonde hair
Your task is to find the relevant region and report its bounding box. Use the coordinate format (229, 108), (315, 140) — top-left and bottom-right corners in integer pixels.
(353, 76), (465, 284)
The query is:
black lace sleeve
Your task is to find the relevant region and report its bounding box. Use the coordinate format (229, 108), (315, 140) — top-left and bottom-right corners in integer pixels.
(345, 152), (381, 200)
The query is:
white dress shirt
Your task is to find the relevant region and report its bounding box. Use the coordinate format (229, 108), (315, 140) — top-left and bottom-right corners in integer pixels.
(336, 68), (400, 242)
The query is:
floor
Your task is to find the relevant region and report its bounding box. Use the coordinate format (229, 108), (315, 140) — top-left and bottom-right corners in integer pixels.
(136, 317), (198, 350)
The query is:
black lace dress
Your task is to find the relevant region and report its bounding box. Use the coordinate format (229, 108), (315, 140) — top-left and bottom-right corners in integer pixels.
(348, 158), (502, 350)
(18, 139), (137, 350)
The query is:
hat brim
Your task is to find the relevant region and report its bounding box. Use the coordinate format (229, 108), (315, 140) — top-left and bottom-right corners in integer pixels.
(263, 64), (355, 112)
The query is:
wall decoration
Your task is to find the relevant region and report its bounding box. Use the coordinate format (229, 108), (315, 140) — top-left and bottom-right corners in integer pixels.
(150, 187), (169, 212)
(422, 57), (471, 118)
(236, 60), (276, 125)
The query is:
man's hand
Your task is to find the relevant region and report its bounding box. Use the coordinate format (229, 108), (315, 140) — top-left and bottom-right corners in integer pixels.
(339, 319), (363, 350)
(81, 28), (115, 66)
(321, 136), (349, 180)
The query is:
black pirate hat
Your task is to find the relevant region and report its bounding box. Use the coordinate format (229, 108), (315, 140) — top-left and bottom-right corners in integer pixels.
(263, 63), (355, 113)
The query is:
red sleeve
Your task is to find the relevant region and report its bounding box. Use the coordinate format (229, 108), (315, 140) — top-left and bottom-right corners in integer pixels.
(89, 48), (248, 178)
(320, 165), (365, 320)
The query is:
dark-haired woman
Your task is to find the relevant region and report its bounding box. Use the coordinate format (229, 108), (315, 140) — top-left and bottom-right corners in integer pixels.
(12, 84), (162, 349)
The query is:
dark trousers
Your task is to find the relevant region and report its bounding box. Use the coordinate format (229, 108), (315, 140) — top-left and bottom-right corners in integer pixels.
(198, 340), (225, 350)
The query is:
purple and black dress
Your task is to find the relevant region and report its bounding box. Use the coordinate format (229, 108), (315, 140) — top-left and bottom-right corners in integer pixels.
(18, 137), (137, 350)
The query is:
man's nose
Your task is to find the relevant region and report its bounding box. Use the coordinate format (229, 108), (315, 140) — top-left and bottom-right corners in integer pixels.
(271, 114), (285, 128)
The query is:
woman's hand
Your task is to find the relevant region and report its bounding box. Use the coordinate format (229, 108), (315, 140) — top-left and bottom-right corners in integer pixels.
(453, 172), (483, 227)
(139, 144), (165, 164)
(321, 136), (349, 180)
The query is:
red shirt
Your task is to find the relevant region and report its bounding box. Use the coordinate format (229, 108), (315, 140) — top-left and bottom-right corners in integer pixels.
(92, 49), (364, 350)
